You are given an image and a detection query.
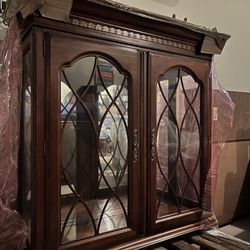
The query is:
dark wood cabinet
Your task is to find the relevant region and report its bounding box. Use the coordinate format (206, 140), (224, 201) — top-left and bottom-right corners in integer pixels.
(19, 1), (229, 249)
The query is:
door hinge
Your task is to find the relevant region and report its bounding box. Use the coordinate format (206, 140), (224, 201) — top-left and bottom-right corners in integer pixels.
(151, 128), (156, 161)
(133, 129), (139, 163)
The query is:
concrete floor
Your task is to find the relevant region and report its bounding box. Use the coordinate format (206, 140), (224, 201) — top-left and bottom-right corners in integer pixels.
(219, 217), (250, 243)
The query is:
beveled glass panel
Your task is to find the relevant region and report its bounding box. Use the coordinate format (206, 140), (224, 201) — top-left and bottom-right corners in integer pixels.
(179, 71), (200, 206)
(63, 57), (96, 92)
(21, 50), (32, 244)
(60, 56), (129, 244)
(156, 68), (201, 220)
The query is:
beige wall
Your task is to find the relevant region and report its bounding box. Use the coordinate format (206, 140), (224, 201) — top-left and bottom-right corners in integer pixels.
(114, 0), (250, 93)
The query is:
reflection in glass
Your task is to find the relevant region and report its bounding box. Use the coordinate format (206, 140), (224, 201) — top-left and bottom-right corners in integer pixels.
(60, 56), (129, 243)
(21, 51), (32, 243)
(156, 69), (201, 219)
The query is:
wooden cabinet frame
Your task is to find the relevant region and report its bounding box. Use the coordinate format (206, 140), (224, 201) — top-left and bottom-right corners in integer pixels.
(19, 1), (229, 249)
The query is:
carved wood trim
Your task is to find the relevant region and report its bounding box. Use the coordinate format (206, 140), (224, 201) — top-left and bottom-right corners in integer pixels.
(70, 17), (196, 51)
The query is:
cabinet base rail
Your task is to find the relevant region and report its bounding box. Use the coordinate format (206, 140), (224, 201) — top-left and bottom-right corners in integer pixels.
(108, 222), (204, 250)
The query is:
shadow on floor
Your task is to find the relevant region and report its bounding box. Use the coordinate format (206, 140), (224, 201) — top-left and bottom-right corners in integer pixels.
(220, 217), (250, 242)
(234, 158), (250, 220)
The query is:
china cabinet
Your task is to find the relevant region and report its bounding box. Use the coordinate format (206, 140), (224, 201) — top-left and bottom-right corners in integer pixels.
(19, 1), (229, 249)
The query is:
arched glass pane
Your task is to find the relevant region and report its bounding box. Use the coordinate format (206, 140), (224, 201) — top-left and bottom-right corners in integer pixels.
(63, 57), (96, 92)
(60, 56), (129, 244)
(156, 68), (201, 220)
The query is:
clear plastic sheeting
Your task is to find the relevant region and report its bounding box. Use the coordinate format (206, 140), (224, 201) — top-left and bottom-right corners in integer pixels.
(156, 68), (202, 218)
(0, 18), (27, 249)
(202, 57), (235, 229)
(4, 0), (73, 22)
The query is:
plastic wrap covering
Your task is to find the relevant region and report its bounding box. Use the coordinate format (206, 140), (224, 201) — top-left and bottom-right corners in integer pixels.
(4, 0), (73, 22)
(0, 18), (27, 249)
(202, 58), (235, 229)
(154, 64), (233, 223)
(156, 68), (203, 219)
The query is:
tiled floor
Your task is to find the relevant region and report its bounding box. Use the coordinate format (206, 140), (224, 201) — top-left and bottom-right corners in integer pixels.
(219, 216), (250, 243)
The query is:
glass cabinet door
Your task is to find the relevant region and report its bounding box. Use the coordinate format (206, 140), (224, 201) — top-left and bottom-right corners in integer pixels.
(60, 56), (130, 243)
(46, 35), (141, 249)
(148, 52), (210, 232)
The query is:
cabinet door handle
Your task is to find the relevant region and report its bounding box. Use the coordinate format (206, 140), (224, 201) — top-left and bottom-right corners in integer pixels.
(151, 128), (156, 161)
(133, 129), (139, 163)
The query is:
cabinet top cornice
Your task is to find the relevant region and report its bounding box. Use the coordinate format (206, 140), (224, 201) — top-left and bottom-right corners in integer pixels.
(7, 0), (230, 54)
(72, 0), (230, 54)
